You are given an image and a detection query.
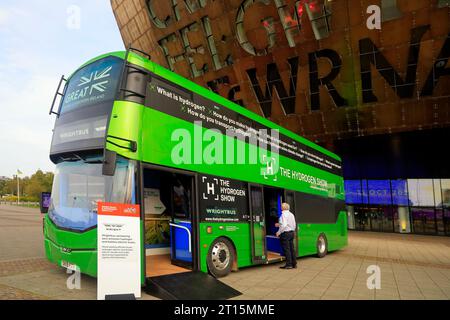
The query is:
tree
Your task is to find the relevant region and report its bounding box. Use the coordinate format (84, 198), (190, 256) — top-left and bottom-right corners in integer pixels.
(24, 170), (54, 200)
(0, 179), (8, 196)
(0, 169), (54, 200)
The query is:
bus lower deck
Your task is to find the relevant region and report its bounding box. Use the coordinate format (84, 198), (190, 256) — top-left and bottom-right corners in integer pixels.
(44, 49), (347, 286)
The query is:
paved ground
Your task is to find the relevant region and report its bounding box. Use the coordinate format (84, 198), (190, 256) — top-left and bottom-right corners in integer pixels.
(0, 204), (44, 260)
(225, 232), (450, 300)
(1, 204), (449, 300)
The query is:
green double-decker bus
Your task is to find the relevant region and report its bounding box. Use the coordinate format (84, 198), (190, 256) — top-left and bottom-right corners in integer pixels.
(45, 49), (347, 285)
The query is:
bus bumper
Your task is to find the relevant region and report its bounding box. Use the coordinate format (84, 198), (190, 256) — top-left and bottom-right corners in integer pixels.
(44, 237), (97, 277)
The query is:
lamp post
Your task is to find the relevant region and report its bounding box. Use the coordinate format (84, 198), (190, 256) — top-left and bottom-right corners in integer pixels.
(16, 169), (22, 205)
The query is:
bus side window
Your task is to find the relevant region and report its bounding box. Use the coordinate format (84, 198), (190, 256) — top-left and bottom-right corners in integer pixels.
(286, 191), (296, 217)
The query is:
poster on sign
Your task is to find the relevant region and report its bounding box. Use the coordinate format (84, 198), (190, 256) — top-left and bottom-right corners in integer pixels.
(97, 202), (141, 300)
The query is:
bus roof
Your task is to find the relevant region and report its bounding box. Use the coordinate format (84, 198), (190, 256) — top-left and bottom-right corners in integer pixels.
(72, 51), (341, 162)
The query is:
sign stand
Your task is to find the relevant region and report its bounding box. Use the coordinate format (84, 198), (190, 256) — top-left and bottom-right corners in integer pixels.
(97, 202), (141, 300)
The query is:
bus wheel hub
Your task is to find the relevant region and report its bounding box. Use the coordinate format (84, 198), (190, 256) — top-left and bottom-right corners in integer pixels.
(219, 250), (227, 262)
(211, 242), (230, 270)
(318, 238), (326, 253)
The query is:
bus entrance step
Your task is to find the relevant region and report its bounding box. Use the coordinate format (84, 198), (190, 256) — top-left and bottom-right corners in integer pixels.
(144, 271), (241, 300)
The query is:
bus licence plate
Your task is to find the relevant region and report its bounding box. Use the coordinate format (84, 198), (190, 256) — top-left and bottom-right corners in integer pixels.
(61, 260), (77, 271)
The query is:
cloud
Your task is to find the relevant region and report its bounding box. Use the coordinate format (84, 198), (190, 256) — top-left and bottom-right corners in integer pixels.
(0, 71), (57, 176)
(0, 8), (9, 26)
(0, 1), (124, 177)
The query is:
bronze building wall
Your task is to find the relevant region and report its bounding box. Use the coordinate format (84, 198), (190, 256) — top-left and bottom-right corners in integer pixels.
(111, 0), (450, 151)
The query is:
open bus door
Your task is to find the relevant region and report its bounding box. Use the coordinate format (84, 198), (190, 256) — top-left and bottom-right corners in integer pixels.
(284, 190), (299, 257)
(142, 167), (195, 276)
(143, 168), (241, 300)
(249, 184), (267, 263)
(167, 174), (194, 268)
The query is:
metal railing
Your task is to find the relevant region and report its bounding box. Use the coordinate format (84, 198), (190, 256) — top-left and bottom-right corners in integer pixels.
(169, 223), (192, 253)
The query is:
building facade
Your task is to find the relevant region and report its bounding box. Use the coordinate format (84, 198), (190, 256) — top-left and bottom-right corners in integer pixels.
(111, 0), (450, 235)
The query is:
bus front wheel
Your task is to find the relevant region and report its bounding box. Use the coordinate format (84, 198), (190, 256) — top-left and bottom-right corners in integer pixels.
(316, 233), (328, 258)
(207, 237), (235, 278)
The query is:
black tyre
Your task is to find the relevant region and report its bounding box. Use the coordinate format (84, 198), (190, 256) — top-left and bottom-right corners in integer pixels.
(207, 237), (235, 278)
(316, 233), (328, 258)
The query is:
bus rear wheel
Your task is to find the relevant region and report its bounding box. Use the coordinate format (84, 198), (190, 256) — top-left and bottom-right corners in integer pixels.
(207, 237), (235, 278)
(316, 233), (328, 258)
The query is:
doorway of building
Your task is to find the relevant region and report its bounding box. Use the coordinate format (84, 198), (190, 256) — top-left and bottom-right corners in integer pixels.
(444, 209), (450, 236)
(354, 207), (370, 231)
(143, 167), (194, 277)
(368, 208), (383, 232)
(411, 208), (437, 235)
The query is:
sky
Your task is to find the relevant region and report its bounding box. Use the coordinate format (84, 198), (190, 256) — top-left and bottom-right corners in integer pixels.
(0, 0), (124, 178)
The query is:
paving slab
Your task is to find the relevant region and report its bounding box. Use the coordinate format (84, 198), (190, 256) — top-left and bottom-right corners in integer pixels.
(1, 204), (449, 300)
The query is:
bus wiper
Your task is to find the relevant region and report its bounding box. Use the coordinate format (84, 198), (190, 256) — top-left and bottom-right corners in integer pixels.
(59, 154), (102, 164)
(59, 154), (85, 162)
(84, 160), (103, 164)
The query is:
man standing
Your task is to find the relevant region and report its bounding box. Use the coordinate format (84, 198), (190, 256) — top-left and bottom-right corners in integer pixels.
(276, 202), (297, 269)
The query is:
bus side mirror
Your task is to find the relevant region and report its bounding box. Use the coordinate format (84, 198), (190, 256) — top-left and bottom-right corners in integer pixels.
(103, 150), (117, 176)
(40, 192), (51, 214)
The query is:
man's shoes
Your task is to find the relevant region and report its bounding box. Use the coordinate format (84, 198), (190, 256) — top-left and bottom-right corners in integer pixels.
(279, 265), (293, 269)
(293, 265), (298, 269)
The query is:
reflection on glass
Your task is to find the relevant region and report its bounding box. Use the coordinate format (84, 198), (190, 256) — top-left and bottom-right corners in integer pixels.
(382, 207), (394, 232)
(407, 179), (435, 206)
(344, 178), (450, 235)
(49, 156), (135, 231)
(391, 180), (408, 205)
(368, 180), (391, 205)
(354, 208), (370, 231)
(344, 180), (362, 204)
(361, 180), (369, 204)
(411, 208), (436, 235)
(368, 208), (383, 232)
(347, 205), (355, 229)
(434, 179), (442, 207)
(286, 192), (295, 216)
(441, 179), (450, 208)
(172, 176), (191, 219)
(396, 206), (411, 233)
(436, 209), (445, 236)
(444, 209), (450, 236)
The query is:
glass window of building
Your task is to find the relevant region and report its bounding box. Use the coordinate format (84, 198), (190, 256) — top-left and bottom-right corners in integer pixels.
(344, 178), (449, 235)
(438, 0), (450, 8)
(434, 179), (443, 207)
(411, 207), (437, 235)
(304, 0), (332, 40)
(381, 0), (402, 21)
(391, 180), (408, 206)
(441, 179), (450, 208)
(444, 209), (450, 236)
(396, 206), (411, 233)
(436, 209), (445, 236)
(367, 180), (391, 205)
(344, 180), (362, 204)
(407, 179), (435, 207)
(361, 180), (369, 204)
(346, 205), (355, 229)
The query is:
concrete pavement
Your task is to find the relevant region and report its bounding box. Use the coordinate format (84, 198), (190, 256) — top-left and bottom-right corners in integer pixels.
(0, 204), (449, 300)
(0, 204), (44, 261)
(225, 232), (450, 300)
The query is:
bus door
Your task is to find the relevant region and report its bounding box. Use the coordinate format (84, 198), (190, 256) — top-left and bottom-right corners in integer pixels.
(169, 174), (194, 267)
(249, 184), (267, 263)
(284, 190), (299, 256)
